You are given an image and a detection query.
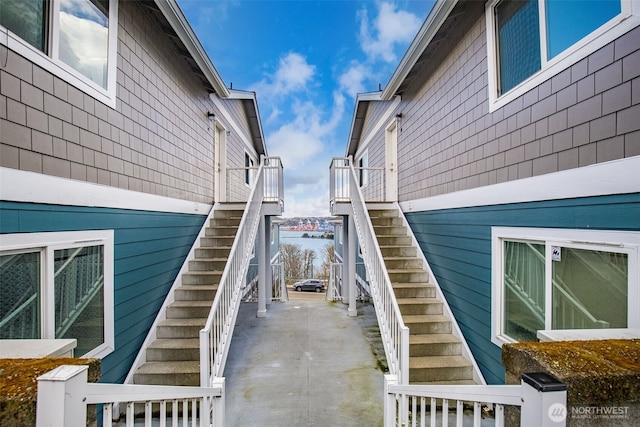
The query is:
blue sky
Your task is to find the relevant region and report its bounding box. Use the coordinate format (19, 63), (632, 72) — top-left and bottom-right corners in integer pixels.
(177, 0), (435, 216)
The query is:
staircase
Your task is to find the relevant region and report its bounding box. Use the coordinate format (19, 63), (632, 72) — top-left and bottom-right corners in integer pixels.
(133, 209), (244, 386)
(368, 207), (476, 385)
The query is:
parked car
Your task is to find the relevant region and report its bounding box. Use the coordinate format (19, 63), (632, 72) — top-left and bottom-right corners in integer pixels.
(293, 279), (325, 292)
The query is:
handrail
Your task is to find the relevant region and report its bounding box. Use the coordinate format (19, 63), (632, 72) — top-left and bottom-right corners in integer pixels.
(199, 156), (283, 387)
(342, 158), (410, 385)
(386, 379), (525, 427)
(37, 364), (224, 427)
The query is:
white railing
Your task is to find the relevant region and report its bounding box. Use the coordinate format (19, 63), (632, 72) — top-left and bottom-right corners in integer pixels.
(226, 157), (284, 206)
(271, 262), (288, 302)
(343, 158), (410, 385)
(385, 376), (567, 427)
(329, 157), (386, 208)
(200, 157), (282, 386)
(327, 262), (343, 301)
(242, 263), (287, 302)
(36, 365), (224, 427)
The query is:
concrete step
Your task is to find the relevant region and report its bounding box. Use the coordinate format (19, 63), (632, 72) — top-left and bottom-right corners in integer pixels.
(403, 314), (452, 335)
(146, 338), (200, 361)
(379, 245), (417, 258)
(166, 300), (213, 319)
(409, 334), (462, 357)
(372, 225), (407, 236)
(200, 236), (235, 247)
(383, 256), (423, 270)
(409, 356), (474, 383)
(174, 284), (218, 301)
(209, 217), (242, 227)
(205, 226), (238, 237)
(195, 247), (232, 258)
(387, 269), (429, 283)
(369, 216), (404, 226)
(156, 318), (206, 338)
(182, 271), (222, 286)
(133, 361), (200, 386)
(213, 209), (244, 219)
(375, 235), (412, 246)
(392, 282), (436, 298)
(368, 209), (398, 218)
(397, 298), (443, 315)
(188, 258), (226, 271)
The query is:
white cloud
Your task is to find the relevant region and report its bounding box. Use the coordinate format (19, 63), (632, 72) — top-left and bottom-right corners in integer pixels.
(358, 2), (422, 63)
(339, 62), (371, 98)
(253, 52), (316, 99)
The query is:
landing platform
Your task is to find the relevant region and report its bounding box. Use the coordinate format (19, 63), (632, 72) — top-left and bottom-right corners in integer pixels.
(224, 300), (384, 426)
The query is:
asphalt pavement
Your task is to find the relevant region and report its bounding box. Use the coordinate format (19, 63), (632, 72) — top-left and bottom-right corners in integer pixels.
(223, 300), (385, 426)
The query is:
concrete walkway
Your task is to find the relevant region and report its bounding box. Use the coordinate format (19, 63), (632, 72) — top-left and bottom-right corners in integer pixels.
(223, 300), (385, 427)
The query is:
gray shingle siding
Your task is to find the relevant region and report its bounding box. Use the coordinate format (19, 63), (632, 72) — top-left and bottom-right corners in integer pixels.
(391, 18), (639, 203)
(0, 1), (233, 204)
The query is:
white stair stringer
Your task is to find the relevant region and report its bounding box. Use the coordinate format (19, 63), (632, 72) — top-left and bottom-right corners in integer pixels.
(369, 203), (486, 385)
(123, 203), (244, 386)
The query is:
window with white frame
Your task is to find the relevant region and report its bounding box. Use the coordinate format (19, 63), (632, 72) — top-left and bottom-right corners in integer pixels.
(358, 150), (369, 187)
(486, 0), (635, 109)
(0, 230), (115, 358)
(0, 0), (118, 107)
(492, 227), (639, 345)
(244, 152), (256, 187)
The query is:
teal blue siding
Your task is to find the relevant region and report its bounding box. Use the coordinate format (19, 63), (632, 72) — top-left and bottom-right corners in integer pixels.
(0, 201), (207, 383)
(405, 193), (640, 384)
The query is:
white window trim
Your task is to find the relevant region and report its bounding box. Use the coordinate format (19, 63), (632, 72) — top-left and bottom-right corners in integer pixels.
(486, 0), (639, 112)
(0, 0), (119, 108)
(0, 230), (115, 358)
(357, 149), (369, 188)
(244, 150), (256, 188)
(491, 227), (640, 347)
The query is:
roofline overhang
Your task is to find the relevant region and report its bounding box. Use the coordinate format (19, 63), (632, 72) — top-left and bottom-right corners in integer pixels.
(228, 89), (267, 156)
(154, 0), (230, 98)
(345, 91), (383, 157)
(381, 0), (458, 100)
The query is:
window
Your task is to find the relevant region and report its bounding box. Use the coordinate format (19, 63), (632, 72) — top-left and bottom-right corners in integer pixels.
(244, 152), (255, 186)
(358, 151), (369, 187)
(0, 0), (118, 107)
(487, 0), (634, 109)
(492, 228), (639, 345)
(0, 231), (114, 358)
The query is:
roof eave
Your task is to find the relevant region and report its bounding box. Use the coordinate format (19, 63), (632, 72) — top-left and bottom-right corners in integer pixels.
(346, 91), (383, 157)
(154, 0), (230, 98)
(228, 90), (267, 156)
(381, 0), (459, 100)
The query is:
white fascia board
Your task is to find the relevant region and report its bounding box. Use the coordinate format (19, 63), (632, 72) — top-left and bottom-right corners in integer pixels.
(400, 156), (640, 212)
(228, 89), (267, 156)
(209, 93), (257, 156)
(354, 96), (402, 158)
(155, 0), (229, 98)
(0, 167), (210, 215)
(382, 0), (458, 100)
(345, 91), (383, 156)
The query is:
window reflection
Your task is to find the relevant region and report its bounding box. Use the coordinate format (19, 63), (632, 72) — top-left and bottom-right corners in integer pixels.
(58, 0), (109, 88)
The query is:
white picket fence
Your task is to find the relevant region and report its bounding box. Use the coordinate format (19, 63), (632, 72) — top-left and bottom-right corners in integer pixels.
(36, 364), (224, 427)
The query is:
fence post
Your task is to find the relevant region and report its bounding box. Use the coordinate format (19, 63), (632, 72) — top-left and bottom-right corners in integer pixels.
(36, 365), (88, 427)
(521, 372), (567, 427)
(212, 376), (226, 427)
(384, 374), (398, 427)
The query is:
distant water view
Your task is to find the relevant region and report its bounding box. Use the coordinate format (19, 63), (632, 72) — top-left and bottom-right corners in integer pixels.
(279, 230), (333, 269)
